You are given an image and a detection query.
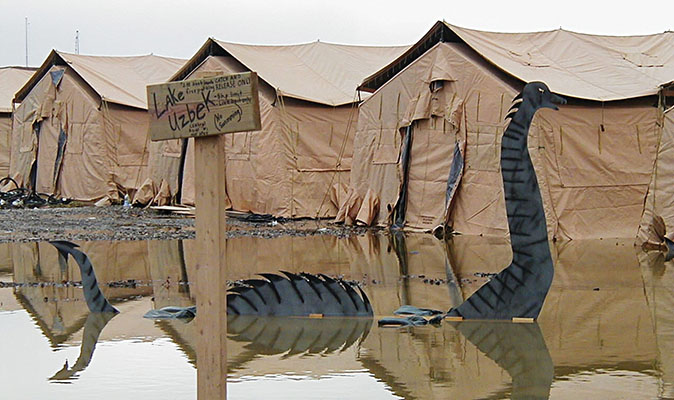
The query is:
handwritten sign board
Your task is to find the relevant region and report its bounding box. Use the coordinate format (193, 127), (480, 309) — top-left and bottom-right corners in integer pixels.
(147, 72), (261, 141)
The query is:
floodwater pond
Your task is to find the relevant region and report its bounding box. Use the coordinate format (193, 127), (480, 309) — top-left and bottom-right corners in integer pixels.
(1, 232), (673, 399)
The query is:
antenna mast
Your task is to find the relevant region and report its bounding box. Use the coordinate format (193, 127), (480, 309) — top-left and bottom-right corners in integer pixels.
(25, 17), (28, 67)
(75, 30), (79, 54)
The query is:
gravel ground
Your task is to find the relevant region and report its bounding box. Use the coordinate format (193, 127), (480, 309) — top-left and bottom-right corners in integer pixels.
(0, 205), (372, 242)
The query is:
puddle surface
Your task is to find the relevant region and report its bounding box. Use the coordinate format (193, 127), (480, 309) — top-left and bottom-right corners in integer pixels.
(1, 233), (673, 399)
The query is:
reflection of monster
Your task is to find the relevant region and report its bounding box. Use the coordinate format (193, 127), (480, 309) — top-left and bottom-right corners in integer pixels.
(52, 239), (372, 319)
(49, 311), (117, 381)
(227, 315), (372, 370)
(452, 321), (553, 399)
(47, 241), (118, 381)
(50, 241), (119, 314)
(446, 82), (565, 320)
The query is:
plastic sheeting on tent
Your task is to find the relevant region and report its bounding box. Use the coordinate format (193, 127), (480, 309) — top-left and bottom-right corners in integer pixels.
(340, 21), (672, 240)
(0, 67), (35, 177)
(137, 39), (408, 218)
(8, 51), (184, 203)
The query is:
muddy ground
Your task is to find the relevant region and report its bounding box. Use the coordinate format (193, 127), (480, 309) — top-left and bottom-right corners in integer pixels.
(0, 205), (372, 243)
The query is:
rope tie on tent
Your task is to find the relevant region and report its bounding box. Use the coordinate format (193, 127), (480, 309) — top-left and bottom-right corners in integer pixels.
(136, 111), (150, 195)
(314, 91), (359, 220)
(395, 92), (403, 148)
(475, 126), (480, 164)
(276, 91), (297, 216)
(497, 93), (505, 157)
(376, 97), (384, 150)
(100, 99), (118, 201)
(651, 93), (667, 213)
(396, 93), (400, 128)
(329, 124), (334, 147)
(476, 92), (481, 121)
(475, 92), (481, 164)
(559, 126), (564, 156)
(636, 125), (642, 154)
(498, 93), (504, 120)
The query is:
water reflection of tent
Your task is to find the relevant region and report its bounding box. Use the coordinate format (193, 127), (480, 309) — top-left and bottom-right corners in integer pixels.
(639, 251), (674, 397)
(0, 242), (12, 274)
(0, 67), (35, 176)
(8, 51), (185, 203)
(136, 39), (408, 218)
(144, 233), (673, 396)
(338, 21), (674, 240)
(360, 237), (670, 398)
(11, 241), (152, 345)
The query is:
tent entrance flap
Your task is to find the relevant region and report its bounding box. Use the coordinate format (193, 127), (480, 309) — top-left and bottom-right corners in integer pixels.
(392, 124), (413, 228)
(442, 140), (465, 231)
(176, 138), (188, 203)
(28, 122), (42, 192)
(53, 126), (67, 190)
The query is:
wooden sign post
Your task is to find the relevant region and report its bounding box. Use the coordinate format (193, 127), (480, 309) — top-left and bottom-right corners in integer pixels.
(147, 72), (261, 399)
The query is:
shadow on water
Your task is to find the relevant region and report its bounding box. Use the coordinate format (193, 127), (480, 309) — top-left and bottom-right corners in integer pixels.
(3, 232), (674, 398)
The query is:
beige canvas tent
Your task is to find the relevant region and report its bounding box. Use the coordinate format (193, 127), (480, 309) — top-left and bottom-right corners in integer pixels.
(339, 21), (674, 240)
(0, 67), (36, 177)
(8, 51), (184, 203)
(136, 39), (407, 218)
(639, 82), (674, 247)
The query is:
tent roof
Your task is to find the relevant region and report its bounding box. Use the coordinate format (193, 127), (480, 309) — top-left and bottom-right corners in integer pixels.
(172, 39), (409, 106)
(360, 21), (674, 101)
(14, 51), (186, 109)
(0, 67), (36, 113)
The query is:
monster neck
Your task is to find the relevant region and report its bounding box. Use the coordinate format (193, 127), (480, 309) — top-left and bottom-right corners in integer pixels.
(501, 100), (551, 266)
(442, 91), (556, 320)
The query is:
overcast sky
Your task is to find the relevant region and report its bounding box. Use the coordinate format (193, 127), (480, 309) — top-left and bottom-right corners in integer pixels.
(1, 0), (672, 67)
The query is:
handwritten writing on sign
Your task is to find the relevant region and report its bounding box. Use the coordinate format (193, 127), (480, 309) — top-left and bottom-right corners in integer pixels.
(147, 72), (261, 141)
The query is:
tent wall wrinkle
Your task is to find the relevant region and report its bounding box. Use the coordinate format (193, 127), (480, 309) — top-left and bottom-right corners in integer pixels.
(0, 67), (36, 178)
(151, 40), (400, 219)
(0, 117), (10, 176)
(347, 27), (664, 240)
(10, 52), (185, 203)
(147, 40), (407, 218)
(344, 42), (517, 235)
